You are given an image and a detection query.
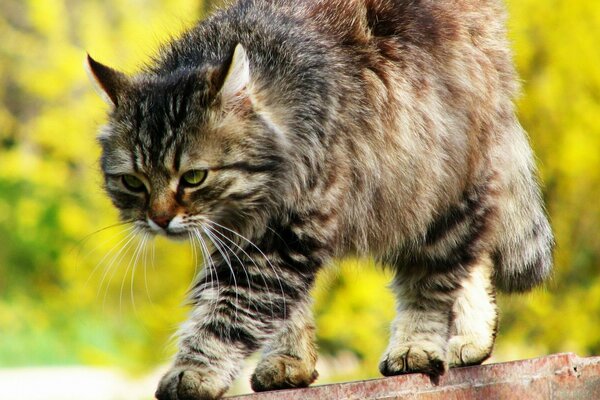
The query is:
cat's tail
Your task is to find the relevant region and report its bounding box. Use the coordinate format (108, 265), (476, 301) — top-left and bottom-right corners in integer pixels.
(489, 126), (554, 293)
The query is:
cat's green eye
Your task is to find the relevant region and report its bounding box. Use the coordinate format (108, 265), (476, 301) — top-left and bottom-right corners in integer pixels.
(181, 170), (208, 187)
(121, 175), (145, 192)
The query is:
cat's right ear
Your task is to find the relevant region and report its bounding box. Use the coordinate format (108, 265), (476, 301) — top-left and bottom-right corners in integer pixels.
(85, 54), (129, 108)
(209, 44), (252, 111)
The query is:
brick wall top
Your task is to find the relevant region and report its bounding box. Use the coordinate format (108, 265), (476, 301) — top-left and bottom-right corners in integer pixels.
(228, 353), (600, 399)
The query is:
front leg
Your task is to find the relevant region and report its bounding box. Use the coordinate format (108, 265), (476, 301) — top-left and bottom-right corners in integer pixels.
(156, 250), (312, 400)
(155, 272), (268, 400)
(251, 299), (318, 392)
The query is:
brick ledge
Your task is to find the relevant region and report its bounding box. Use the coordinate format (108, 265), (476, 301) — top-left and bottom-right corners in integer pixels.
(228, 353), (600, 399)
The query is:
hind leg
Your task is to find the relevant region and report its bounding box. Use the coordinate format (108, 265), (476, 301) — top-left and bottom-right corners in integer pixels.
(448, 254), (498, 367)
(379, 267), (471, 377)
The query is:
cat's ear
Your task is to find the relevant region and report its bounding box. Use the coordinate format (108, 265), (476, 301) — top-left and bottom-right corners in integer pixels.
(85, 54), (129, 107)
(217, 44), (251, 107)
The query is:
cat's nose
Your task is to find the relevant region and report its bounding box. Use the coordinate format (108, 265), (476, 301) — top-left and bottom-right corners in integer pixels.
(150, 214), (173, 230)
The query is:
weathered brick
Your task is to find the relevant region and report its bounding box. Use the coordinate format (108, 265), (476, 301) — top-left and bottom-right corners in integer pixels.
(228, 353), (600, 399)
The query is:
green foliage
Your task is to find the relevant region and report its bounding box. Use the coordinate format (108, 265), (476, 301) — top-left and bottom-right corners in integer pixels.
(0, 0), (598, 379)
(0, 0), (203, 370)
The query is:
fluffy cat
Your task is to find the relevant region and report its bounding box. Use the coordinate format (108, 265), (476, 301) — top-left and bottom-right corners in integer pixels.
(86, 0), (554, 399)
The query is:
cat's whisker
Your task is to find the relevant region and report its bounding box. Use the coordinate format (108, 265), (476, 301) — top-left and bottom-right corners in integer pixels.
(201, 218), (288, 319)
(151, 237), (156, 271)
(202, 226), (241, 323)
(186, 229), (206, 295)
(193, 227), (220, 314)
(101, 229), (139, 309)
(196, 227), (225, 315)
(188, 231), (199, 281)
(202, 225), (263, 320)
(142, 230), (154, 304)
(85, 224), (137, 288)
(187, 231), (198, 292)
(129, 232), (150, 312)
(120, 231), (147, 313)
(95, 228), (138, 301)
(72, 220), (136, 259)
(204, 224), (278, 320)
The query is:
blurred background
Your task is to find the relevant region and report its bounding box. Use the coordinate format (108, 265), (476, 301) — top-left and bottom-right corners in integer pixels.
(0, 0), (599, 399)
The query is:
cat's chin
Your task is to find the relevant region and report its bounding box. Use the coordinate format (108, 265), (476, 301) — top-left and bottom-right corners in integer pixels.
(139, 224), (190, 241)
(164, 230), (189, 241)
(149, 228), (189, 241)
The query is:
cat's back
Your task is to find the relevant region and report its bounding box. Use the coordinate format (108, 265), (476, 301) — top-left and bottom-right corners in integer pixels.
(298, 0), (515, 85)
(293, 0), (508, 48)
(161, 0), (510, 67)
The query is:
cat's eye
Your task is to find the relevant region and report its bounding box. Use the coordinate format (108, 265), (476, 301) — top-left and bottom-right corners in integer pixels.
(181, 170), (208, 188)
(121, 175), (146, 192)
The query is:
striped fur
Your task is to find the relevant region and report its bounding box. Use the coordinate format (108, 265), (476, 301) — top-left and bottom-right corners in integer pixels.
(88, 0), (554, 398)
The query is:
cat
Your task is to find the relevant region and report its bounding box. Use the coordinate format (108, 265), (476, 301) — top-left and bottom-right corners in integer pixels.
(86, 0), (554, 399)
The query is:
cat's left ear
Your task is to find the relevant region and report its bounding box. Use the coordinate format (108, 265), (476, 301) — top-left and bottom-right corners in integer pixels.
(85, 54), (129, 108)
(216, 44), (252, 108)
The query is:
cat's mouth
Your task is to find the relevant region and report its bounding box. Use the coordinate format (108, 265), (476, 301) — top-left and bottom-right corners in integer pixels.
(143, 218), (190, 241)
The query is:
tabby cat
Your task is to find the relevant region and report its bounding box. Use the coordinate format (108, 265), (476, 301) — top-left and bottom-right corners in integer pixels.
(86, 0), (554, 399)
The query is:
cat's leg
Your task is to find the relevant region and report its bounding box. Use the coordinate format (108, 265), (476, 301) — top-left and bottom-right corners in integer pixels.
(155, 253), (314, 400)
(448, 254), (498, 367)
(379, 265), (471, 377)
(250, 299), (318, 392)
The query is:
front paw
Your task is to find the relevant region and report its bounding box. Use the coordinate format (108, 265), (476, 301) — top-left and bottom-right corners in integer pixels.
(155, 366), (227, 400)
(251, 354), (318, 392)
(379, 341), (447, 377)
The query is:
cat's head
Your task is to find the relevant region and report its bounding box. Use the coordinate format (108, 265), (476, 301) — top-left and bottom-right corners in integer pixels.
(87, 45), (288, 239)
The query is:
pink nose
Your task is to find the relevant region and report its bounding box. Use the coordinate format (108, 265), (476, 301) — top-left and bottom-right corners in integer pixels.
(150, 214), (173, 229)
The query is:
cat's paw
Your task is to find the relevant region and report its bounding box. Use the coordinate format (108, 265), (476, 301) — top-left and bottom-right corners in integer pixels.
(250, 354), (318, 392)
(447, 335), (493, 367)
(155, 366), (226, 400)
(379, 342), (447, 377)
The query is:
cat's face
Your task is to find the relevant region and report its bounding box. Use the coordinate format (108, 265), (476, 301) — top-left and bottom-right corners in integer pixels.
(88, 45), (286, 239)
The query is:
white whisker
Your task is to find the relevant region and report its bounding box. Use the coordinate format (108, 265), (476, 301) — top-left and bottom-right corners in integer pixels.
(120, 231), (147, 313)
(129, 232), (149, 312)
(98, 229), (139, 306)
(202, 226), (240, 323)
(189, 231), (199, 280)
(85, 225), (136, 288)
(200, 218), (288, 319)
(74, 221), (136, 266)
(186, 230), (205, 294)
(203, 225), (263, 317)
(142, 231), (154, 304)
(193, 228), (220, 314)
(204, 224), (277, 319)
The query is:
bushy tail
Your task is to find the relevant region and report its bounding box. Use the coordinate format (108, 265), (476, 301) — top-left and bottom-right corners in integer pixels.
(489, 128), (555, 293)
(491, 206), (554, 293)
